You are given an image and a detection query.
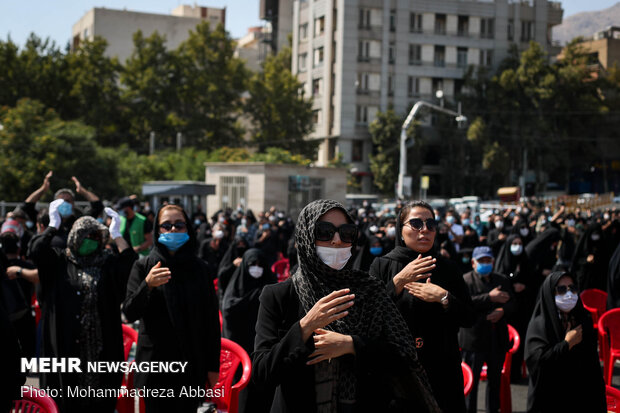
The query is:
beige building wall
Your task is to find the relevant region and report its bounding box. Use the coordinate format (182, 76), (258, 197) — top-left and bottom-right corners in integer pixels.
(204, 163), (347, 218)
(72, 6), (225, 62)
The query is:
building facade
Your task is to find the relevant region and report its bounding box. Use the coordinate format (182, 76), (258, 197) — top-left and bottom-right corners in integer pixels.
(577, 26), (620, 71)
(204, 163), (347, 218)
(72, 5), (226, 62)
(289, 0), (563, 193)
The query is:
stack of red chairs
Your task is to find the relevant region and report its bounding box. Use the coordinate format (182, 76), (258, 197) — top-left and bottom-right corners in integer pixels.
(607, 385), (620, 413)
(599, 308), (620, 385)
(461, 362), (473, 396)
(271, 258), (290, 282)
(581, 288), (608, 360)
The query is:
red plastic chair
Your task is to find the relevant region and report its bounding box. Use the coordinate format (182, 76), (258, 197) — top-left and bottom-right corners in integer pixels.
(116, 324), (141, 413)
(271, 258), (290, 282)
(599, 308), (620, 385)
(208, 338), (252, 413)
(479, 324), (520, 413)
(581, 289), (608, 329)
(582, 288), (608, 361)
(13, 386), (59, 413)
(462, 362), (473, 396)
(608, 385), (620, 412)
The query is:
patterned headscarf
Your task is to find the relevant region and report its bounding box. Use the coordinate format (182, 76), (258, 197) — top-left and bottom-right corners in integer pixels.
(65, 216), (111, 391)
(292, 199), (440, 412)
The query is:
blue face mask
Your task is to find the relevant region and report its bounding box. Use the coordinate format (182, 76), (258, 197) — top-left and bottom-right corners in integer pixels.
(262, 223), (270, 230)
(158, 232), (190, 251)
(446, 216), (455, 224)
(462, 219), (471, 227)
(58, 202), (73, 218)
(96, 217), (104, 224)
(370, 246), (383, 256)
(476, 262), (493, 276)
(194, 219), (202, 227)
(26, 221), (34, 229)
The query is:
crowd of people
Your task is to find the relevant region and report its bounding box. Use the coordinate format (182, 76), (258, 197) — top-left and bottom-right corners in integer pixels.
(1, 171), (619, 413)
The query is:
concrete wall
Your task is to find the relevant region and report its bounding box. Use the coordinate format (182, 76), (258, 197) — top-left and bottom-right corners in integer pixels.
(204, 163), (347, 217)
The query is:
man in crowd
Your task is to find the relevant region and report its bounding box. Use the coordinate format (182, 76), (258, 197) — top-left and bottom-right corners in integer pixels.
(117, 197), (152, 256)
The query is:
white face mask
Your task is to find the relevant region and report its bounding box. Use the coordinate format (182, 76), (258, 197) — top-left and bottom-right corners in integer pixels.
(248, 265), (264, 279)
(591, 233), (601, 241)
(519, 228), (529, 237)
(316, 245), (352, 270)
(555, 291), (578, 313)
(387, 226), (396, 238)
(213, 230), (225, 240)
(510, 244), (523, 256)
(495, 220), (504, 229)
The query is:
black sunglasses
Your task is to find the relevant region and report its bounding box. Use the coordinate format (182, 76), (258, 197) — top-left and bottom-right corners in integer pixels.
(315, 222), (358, 244)
(159, 221), (187, 231)
(555, 284), (577, 295)
(405, 218), (438, 232)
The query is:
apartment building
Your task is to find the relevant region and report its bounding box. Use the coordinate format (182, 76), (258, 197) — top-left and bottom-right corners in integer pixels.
(72, 5), (226, 62)
(290, 0), (563, 193)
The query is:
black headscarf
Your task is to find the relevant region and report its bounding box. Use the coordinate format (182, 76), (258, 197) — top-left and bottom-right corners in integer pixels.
(217, 236), (250, 294)
(495, 234), (529, 280)
(524, 227), (560, 266)
(221, 248), (276, 353)
(524, 271), (606, 413)
(292, 200), (440, 413)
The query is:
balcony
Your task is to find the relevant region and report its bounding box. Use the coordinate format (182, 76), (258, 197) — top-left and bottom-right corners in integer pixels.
(548, 2), (563, 26)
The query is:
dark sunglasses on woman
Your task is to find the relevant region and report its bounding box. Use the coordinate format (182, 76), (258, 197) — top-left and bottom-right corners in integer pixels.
(555, 284), (578, 295)
(159, 221), (187, 231)
(315, 222), (358, 244)
(405, 218), (438, 232)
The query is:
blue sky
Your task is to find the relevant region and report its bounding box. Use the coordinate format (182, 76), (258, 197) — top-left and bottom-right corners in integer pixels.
(0, 0), (618, 48)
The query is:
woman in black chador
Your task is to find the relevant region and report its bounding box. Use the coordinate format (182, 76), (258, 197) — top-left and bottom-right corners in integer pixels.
(253, 199), (440, 413)
(29, 202), (137, 412)
(123, 204), (220, 413)
(369, 200), (475, 413)
(494, 234), (535, 382)
(525, 271), (606, 413)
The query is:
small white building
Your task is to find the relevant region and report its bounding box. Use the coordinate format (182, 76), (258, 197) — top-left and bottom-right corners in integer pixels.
(72, 5), (226, 62)
(204, 163), (347, 219)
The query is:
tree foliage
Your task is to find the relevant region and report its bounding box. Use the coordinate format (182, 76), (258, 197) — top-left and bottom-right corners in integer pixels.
(245, 46), (317, 158)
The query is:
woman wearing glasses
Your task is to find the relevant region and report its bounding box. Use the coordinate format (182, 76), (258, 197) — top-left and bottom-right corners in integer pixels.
(253, 199), (440, 413)
(524, 271), (606, 413)
(369, 200), (475, 413)
(123, 205), (221, 413)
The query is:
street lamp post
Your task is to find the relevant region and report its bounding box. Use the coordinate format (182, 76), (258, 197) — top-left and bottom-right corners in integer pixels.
(397, 100), (467, 199)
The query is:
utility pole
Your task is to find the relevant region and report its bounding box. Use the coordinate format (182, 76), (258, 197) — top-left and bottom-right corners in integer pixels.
(149, 131), (155, 155)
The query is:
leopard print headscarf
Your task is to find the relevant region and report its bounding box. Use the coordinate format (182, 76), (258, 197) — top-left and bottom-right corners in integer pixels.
(292, 199), (440, 412)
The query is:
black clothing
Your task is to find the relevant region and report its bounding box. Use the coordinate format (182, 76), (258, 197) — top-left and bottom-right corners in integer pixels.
(571, 223), (609, 291)
(369, 246), (476, 413)
(253, 199), (440, 413)
(222, 248), (277, 355)
(217, 236), (249, 297)
(123, 210), (220, 411)
(462, 348), (504, 413)
(525, 228), (561, 289)
(351, 235), (384, 273)
(29, 225), (136, 412)
(254, 227), (280, 269)
(486, 227), (508, 257)
(608, 242), (620, 309)
(524, 272), (606, 413)
(199, 237), (228, 282)
(2, 258), (36, 358)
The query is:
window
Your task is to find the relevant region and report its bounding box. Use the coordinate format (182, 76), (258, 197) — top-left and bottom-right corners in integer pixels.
(359, 9), (370, 29)
(219, 176), (247, 210)
(409, 13), (422, 33)
(298, 53), (307, 72)
(409, 44), (421, 65)
(458, 16), (469, 37)
(288, 176), (324, 220)
(314, 16), (325, 37)
(408, 76), (420, 97)
(357, 72), (369, 93)
(388, 42), (396, 64)
(299, 23), (308, 40)
(358, 40), (370, 61)
(390, 9), (396, 32)
(312, 109), (322, 124)
(312, 78), (323, 96)
(313, 47), (324, 67)
(434, 45), (445, 67)
(479, 49), (493, 67)
(432, 78), (444, 96)
(352, 140), (364, 162)
(83, 28), (89, 39)
(356, 105), (368, 124)
(457, 47), (468, 68)
(507, 19), (514, 41)
(521, 21), (533, 42)
(480, 18), (494, 39)
(435, 14), (446, 35)
(388, 74), (395, 96)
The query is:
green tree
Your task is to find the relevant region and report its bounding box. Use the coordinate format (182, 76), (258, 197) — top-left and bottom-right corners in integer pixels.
(175, 22), (248, 149)
(121, 30), (179, 149)
(245, 46), (317, 158)
(0, 99), (118, 200)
